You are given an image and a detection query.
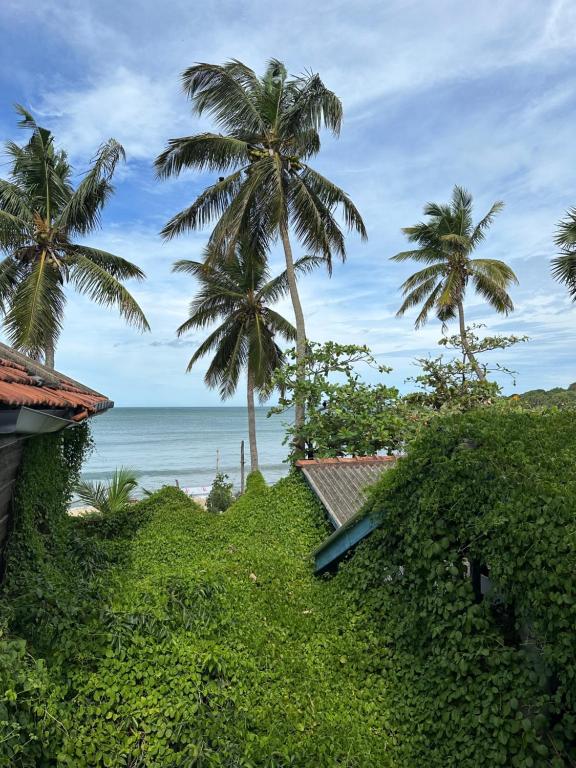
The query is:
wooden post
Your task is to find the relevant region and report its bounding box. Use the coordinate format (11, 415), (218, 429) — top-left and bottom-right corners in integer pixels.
(240, 440), (245, 494)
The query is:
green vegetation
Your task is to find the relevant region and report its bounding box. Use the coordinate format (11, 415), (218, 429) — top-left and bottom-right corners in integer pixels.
(205, 471), (234, 513)
(340, 408), (576, 766)
(0, 107), (148, 368)
(552, 207), (576, 298)
(75, 466), (138, 514)
(519, 382), (576, 408)
(1, 462), (395, 766)
(3, 408), (576, 765)
(270, 331), (530, 460)
(392, 185), (517, 380)
(271, 341), (405, 457)
(155, 59), (367, 438)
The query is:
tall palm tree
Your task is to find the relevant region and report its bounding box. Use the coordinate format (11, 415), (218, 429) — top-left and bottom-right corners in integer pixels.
(174, 238), (316, 471)
(0, 106), (149, 367)
(155, 59), (366, 434)
(392, 186), (518, 381)
(552, 207), (576, 298)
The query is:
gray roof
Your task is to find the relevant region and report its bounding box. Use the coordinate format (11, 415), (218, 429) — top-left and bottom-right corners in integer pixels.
(296, 456), (396, 528)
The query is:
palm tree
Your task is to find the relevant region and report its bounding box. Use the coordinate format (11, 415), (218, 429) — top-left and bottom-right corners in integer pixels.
(155, 59), (366, 434)
(552, 207), (576, 298)
(174, 238), (316, 471)
(0, 106), (149, 367)
(392, 186), (518, 381)
(75, 467), (138, 516)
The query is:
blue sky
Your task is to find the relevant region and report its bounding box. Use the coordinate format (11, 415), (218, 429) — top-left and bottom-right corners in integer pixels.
(1, 0), (575, 406)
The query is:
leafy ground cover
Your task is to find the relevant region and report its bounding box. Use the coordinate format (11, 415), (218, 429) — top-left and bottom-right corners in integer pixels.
(339, 408), (576, 767)
(32, 473), (394, 767)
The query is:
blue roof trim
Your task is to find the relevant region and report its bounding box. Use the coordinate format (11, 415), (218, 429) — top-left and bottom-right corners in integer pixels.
(313, 510), (382, 574)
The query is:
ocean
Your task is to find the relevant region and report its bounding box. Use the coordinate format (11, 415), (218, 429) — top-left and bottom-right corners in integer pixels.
(81, 407), (291, 495)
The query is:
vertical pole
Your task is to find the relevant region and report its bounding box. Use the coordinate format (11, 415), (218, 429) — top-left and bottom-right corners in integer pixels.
(216, 448), (220, 474)
(240, 440), (245, 494)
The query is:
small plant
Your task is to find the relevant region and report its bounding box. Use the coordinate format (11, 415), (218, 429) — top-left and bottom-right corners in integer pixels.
(206, 472), (234, 513)
(75, 467), (138, 515)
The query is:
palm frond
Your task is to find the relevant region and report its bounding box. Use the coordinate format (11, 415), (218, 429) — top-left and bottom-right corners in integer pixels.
(399, 263), (446, 291)
(258, 255), (325, 303)
(289, 172), (344, 265)
(472, 271), (514, 314)
(0, 179), (33, 220)
(3, 254), (64, 356)
(69, 254), (150, 331)
(470, 200), (504, 246)
(470, 258), (518, 287)
(181, 61), (265, 135)
(396, 276), (442, 319)
(414, 281), (446, 329)
(155, 133), (248, 178)
(554, 208), (576, 250)
(76, 467), (138, 515)
(280, 72), (343, 138)
(70, 246), (146, 281)
(0, 210), (28, 249)
(11, 105), (71, 219)
(299, 166), (367, 238)
(160, 168), (246, 241)
(58, 139), (125, 234)
(390, 248), (444, 264)
(551, 253), (576, 299)
(0, 255), (25, 313)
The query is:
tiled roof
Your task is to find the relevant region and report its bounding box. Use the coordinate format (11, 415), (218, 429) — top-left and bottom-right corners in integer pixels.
(0, 342), (112, 421)
(296, 456), (395, 528)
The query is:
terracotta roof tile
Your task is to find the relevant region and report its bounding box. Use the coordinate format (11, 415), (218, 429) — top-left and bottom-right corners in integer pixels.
(0, 342), (112, 420)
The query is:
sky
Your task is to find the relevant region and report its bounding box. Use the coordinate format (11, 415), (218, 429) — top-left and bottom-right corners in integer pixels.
(0, 0), (575, 406)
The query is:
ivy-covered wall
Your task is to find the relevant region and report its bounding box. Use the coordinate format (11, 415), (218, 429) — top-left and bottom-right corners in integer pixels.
(340, 408), (576, 767)
(0, 424), (93, 765)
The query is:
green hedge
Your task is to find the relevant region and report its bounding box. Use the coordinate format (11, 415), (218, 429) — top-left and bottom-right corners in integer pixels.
(340, 408), (576, 767)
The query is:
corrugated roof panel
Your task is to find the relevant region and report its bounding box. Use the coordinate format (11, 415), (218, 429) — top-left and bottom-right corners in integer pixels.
(296, 456), (395, 528)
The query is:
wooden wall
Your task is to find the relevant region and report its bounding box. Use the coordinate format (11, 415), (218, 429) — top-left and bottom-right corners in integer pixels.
(0, 436), (24, 574)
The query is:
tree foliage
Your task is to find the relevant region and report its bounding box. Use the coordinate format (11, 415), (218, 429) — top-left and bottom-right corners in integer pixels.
(552, 207), (576, 299)
(0, 106), (148, 364)
(392, 186), (518, 380)
(407, 325), (529, 412)
(174, 237), (308, 398)
(270, 341), (404, 458)
(206, 472), (234, 513)
(155, 59), (366, 264)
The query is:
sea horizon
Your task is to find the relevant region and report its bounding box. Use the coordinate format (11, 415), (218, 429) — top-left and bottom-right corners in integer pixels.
(81, 406), (292, 497)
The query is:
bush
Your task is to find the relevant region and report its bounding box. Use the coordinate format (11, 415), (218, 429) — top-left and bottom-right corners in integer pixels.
(340, 408), (576, 766)
(206, 471), (234, 513)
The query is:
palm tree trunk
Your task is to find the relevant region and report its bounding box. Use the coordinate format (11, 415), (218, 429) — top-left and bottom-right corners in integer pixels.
(457, 301), (485, 381)
(247, 368), (259, 472)
(279, 220), (306, 449)
(44, 340), (55, 370)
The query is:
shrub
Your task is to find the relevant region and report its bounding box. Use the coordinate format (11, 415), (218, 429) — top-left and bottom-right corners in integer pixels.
(340, 408), (576, 766)
(206, 471), (234, 513)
